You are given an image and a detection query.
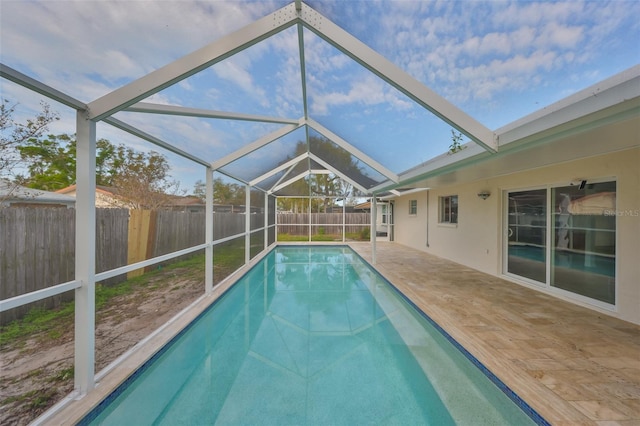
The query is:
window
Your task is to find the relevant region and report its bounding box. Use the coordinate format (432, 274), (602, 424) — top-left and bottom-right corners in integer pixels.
(409, 199), (417, 215)
(439, 195), (458, 224)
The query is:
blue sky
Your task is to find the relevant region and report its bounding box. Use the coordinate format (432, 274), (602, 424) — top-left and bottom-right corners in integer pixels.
(1, 0), (638, 194)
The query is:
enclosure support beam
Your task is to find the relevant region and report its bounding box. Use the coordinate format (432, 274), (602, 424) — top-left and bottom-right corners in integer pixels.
(307, 118), (399, 183)
(245, 185), (251, 264)
(371, 197), (377, 264)
(87, 3), (299, 121)
(250, 153), (307, 187)
(308, 153), (369, 194)
(104, 117), (210, 167)
(298, 2), (497, 153)
(264, 192), (269, 250)
(126, 102), (299, 125)
(205, 167), (214, 293)
(342, 202), (346, 243)
(270, 170), (310, 194)
(74, 111), (97, 395)
(308, 196), (312, 242)
(0, 63), (87, 111)
(210, 121), (303, 171)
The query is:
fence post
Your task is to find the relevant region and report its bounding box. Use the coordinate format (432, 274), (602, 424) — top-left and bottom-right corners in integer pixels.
(127, 210), (152, 278)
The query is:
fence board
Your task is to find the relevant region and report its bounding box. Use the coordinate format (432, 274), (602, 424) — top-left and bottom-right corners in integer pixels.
(0, 208), (76, 323)
(96, 209), (129, 285)
(127, 209), (153, 278)
(1, 208), (129, 324)
(213, 212), (245, 240)
(152, 211), (206, 265)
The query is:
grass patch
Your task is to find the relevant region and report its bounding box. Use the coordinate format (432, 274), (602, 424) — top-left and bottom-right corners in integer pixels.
(311, 234), (340, 241)
(0, 303), (74, 347)
(278, 232), (370, 242)
(49, 367), (73, 383)
(277, 234), (308, 242)
(1, 388), (58, 410)
(0, 249), (245, 348)
(0, 254), (212, 347)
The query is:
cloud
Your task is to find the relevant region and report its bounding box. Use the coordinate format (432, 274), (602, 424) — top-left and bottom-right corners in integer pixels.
(340, 0), (638, 109)
(0, 1), (287, 102)
(2, 0), (639, 177)
(214, 60), (268, 105)
(309, 71), (413, 116)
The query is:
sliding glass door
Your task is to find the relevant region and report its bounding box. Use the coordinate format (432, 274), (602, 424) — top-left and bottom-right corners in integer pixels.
(505, 181), (616, 305)
(506, 189), (547, 283)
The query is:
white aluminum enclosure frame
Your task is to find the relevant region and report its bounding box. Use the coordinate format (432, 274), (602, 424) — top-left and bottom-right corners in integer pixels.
(0, 0), (507, 401)
(0, 1), (637, 413)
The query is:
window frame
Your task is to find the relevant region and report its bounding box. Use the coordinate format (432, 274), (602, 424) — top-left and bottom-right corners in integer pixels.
(408, 199), (417, 215)
(439, 195), (458, 224)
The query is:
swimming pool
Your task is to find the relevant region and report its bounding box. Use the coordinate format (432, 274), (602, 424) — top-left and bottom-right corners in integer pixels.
(82, 246), (546, 425)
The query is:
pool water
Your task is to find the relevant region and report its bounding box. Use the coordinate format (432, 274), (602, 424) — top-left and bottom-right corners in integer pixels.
(84, 246), (544, 425)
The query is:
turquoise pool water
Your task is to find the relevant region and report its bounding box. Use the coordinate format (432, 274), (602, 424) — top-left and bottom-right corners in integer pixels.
(83, 246), (545, 425)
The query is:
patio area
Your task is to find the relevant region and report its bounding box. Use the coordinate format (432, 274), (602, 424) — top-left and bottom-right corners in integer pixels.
(349, 242), (640, 425)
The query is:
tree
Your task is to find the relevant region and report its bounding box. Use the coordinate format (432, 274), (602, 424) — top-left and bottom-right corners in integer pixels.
(0, 99), (59, 188)
(278, 136), (370, 212)
(16, 133), (76, 190)
(13, 129), (184, 208)
(108, 146), (184, 210)
(192, 180), (206, 201)
(448, 129), (466, 154)
(193, 178), (247, 206)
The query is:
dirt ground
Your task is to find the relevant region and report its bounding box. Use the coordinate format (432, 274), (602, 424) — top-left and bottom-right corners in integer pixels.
(0, 265), (211, 426)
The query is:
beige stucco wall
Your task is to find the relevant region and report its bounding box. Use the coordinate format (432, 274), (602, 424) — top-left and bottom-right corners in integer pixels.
(392, 147), (640, 325)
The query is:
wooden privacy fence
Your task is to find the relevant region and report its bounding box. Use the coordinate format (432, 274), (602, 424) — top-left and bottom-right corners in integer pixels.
(0, 209), (367, 323)
(277, 213), (370, 235)
(0, 208), (129, 323)
(129, 211), (257, 271)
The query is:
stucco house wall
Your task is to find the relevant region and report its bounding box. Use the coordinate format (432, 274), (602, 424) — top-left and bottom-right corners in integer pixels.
(392, 146), (639, 325)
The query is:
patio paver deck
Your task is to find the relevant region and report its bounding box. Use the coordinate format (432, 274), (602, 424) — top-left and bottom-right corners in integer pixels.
(349, 242), (640, 426)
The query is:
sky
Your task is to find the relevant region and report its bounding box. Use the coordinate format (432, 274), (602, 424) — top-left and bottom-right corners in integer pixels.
(1, 0), (638, 194)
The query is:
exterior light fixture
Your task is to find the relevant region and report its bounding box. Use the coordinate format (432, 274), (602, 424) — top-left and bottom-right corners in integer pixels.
(477, 191), (491, 200)
(570, 179), (587, 189)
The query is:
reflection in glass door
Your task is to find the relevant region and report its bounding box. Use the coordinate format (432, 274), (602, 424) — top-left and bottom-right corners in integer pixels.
(506, 189), (547, 283)
(505, 181), (616, 305)
(551, 182), (616, 304)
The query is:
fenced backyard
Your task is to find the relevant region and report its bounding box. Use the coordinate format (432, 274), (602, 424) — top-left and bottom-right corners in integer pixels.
(277, 213), (370, 240)
(0, 209), (371, 323)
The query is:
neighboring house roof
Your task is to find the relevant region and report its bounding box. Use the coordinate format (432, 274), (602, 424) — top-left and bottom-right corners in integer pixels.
(164, 195), (204, 207)
(56, 184), (121, 197)
(354, 201), (371, 210)
(56, 184), (129, 208)
(56, 184), (205, 209)
(0, 180), (76, 208)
